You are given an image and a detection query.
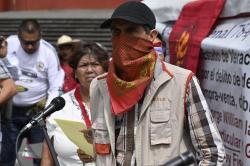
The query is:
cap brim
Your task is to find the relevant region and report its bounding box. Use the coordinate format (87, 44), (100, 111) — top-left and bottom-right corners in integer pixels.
(100, 16), (146, 28)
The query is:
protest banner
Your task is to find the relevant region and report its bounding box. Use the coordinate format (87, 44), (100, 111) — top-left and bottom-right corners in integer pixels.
(200, 17), (250, 166)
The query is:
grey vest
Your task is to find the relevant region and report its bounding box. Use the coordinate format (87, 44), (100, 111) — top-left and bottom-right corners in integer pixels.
(90, 62), (195, 166)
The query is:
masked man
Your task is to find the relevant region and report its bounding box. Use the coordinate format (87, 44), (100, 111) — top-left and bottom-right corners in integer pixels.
(89, 1), (225, 166)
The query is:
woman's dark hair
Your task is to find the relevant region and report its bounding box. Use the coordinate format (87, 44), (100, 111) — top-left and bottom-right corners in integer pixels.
(70, 41), (110, 72)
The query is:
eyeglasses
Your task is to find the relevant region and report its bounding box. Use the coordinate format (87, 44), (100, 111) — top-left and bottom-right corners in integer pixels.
(20, 38), (40, 46)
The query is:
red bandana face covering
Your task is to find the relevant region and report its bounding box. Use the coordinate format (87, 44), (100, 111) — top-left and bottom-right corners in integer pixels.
(107, 35), (157, 115)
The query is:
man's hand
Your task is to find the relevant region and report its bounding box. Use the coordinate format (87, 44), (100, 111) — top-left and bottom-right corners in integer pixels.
(77, 149), (94, 163)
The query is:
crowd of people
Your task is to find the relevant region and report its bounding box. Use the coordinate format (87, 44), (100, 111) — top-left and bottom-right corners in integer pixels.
(0, 1), (226, 166)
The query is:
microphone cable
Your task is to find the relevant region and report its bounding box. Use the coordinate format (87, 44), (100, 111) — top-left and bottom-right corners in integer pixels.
(15, 131), (25, 166)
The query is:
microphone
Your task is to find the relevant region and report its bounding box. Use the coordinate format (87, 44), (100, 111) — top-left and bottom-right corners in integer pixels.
(163, 151), (196, 166)
(20, 96), (65, 133)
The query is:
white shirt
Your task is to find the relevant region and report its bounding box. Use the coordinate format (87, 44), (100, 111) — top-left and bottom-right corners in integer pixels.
(46, 89), (95, 166)
(6, 35), (64, 106)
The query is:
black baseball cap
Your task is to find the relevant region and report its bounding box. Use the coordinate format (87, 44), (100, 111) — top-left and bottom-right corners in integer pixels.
(100, 1), (156, 30)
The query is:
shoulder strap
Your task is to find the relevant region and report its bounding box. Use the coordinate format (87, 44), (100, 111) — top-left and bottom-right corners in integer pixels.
(123, 110), (135, 166)
(184, 72), (194, 113)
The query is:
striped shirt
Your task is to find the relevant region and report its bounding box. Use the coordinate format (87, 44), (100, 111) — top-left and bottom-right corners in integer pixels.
(0, 60), (11, 144)
(0, 60), (11, 79)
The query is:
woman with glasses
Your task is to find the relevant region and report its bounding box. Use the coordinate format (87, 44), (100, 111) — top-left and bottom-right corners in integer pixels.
(41, 41), (109, 166)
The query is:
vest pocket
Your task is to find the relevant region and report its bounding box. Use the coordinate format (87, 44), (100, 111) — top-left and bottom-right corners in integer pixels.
(150, 110), (172, 145)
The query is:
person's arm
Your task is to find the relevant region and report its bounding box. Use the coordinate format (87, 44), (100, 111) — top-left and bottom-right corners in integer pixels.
(186, 76), (225, 165)
(0, 37), (16, 104)
(46, 48), (64, 106)
(0, 78), (16, 104)
(41, 140), (54, 166)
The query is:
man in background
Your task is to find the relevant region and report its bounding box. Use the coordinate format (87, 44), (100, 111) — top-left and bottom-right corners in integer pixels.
(57, 35), (80, 93)
(0, 19), (64, 166)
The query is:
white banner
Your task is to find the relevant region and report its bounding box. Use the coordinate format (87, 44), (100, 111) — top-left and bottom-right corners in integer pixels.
(142, 0), (192, 22)
(200, 17), (250, 166)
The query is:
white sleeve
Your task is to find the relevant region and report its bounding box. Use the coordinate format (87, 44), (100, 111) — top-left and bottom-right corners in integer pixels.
(45, 48), (64, 106)
(46, 114), (57, 138)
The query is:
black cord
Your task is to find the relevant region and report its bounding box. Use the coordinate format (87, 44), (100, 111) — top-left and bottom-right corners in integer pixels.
(15, 131), (24, 166)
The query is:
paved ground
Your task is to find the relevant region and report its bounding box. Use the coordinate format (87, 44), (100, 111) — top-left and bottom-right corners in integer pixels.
(15, 139), (42, 166)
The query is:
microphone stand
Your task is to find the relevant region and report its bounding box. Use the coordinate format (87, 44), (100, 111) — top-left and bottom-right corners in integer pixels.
(38, 119), (60, 166)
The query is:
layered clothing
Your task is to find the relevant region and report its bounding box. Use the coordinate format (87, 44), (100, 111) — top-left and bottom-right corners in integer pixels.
(90, 57), (225, 165)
